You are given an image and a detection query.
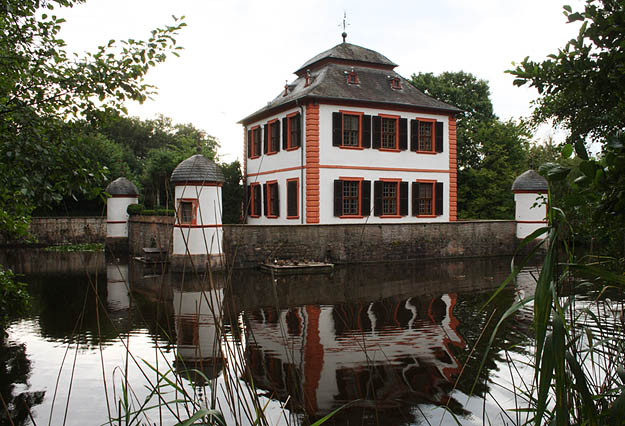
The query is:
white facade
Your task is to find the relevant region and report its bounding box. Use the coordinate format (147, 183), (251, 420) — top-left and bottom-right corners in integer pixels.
(245, 104), (453, 224)
(514, 192), (548, 239)
(106, 195), (138, 238)
(172, 184), (223, 256)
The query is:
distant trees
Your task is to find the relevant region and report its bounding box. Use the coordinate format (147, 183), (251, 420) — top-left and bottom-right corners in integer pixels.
(410, 71), (529, 219)
(0, 0), (185, 238)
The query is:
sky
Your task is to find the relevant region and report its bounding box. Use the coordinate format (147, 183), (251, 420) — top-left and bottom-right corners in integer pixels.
(56, 0), (584, 163)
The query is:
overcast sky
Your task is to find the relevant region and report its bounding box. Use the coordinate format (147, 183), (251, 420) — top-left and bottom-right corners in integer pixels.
(57, 0), (583, 162)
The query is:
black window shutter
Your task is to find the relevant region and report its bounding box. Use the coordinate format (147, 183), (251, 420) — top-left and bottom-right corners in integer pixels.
(263, 125), (268, 154)
(247, 185), (251, 215)
(275, 122), (281, 152)
(333, 180), (343, 216)
(435, 122), (444, 153)
(372, 116), (381, 149)
(247, 130), (252, 158)
(410, 120), (418, 152)
(399, 181), (408, 216)
(361, 180), (371, 216)
(412, 182), (418, 216)
(332, 112), (342, 146)
(399, 118), (408, 150)
(274, 183), (280, 217)
(373, 180), (383, 216)
(435, 182), (444, 216)
(295, 114), (301, 148)
(254, 185), (261, 216)
(287, 180), (297, 217)
(263, 183), (268, 216)
(282, 118), (288, 149)
(362, 115), (371, 148)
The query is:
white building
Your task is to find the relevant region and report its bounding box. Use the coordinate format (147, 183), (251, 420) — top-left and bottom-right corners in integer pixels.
(241, 42), (461, 225)
(512, 169), (549, 239)
(170, 154), (225, 271)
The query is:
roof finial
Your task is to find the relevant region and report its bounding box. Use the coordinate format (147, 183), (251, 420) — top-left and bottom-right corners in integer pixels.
(340, 11), (349, 43)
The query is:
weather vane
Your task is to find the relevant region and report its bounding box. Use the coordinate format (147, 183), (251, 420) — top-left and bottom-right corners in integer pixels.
(340, 11), (349, 43)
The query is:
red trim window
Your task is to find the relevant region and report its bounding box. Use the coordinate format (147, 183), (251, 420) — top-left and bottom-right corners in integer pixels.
(374, 179), (408, 217)
(382, 180), (399, 216)
(417, 181), (434, 216)
(391, 77), (401, 89)
(248, 126), (262, 158)
(347, 71), (359, 84)
(333, 111), (370, 149)
(419, 120), (434, 152)
(380, 115), (399, 150)
(286, 178), (299, 219)
(333, 178), (371, 218)
(249, 183), (262, 218)
(267, 119), (280, 154)
(265, 180), (279, 218)
(177, 198), (198, 225)
(413, 180), (444, 217)
(286, 112), (301, 150)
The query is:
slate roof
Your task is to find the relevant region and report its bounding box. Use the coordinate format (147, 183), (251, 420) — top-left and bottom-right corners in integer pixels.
(106, 177), (138, 196)
(170, 154), (224, 183)
(512, 170), (548, 192)
(295, 42), (397, 75)
(241, 43), (461, 124)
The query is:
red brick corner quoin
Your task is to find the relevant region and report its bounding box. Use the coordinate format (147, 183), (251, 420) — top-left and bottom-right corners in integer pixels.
(448, 116), (457, 221)
(305, 102), (320, 223)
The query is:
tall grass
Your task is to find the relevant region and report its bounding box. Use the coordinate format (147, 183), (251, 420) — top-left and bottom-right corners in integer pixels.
(478, 186), (625, 425)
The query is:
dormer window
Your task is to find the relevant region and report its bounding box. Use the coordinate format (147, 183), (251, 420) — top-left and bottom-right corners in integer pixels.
(391, 77), (401, 89)
(346, 70), (359, 84)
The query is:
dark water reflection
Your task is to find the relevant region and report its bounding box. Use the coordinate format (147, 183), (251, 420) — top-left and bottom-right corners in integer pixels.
(0, 249), (539, 425)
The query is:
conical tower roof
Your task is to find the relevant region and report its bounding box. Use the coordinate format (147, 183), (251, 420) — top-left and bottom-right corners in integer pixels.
(106, 177), (138, 196)
(512, 170), (548, 192)
(170, 154), (224, 184)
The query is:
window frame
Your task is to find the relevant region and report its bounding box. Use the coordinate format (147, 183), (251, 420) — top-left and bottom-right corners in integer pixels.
(249, 182), (262, 218)
(379, 114), (400, 151)
(347, 71), (359, 84)
(286, 178), (299, 219)
(340, 177), (362, 217)
(249, 125), (262, 158)
(418, 119), (436, 153)
(340, 110), (363, 149)
(177, 198), (198, 226)
(286, 112), (301, 150)
(391, 77), (401, 89)
(267, 119), (280, 154)
(380, 178), (401, 218)
(415, 180), (436, 217)
(265, 180), (279, 218)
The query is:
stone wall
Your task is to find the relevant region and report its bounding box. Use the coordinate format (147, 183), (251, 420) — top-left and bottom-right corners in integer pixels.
(128, 215), (175, 255)
(223, 221), (516, 269)
(11, 217), (106, 246)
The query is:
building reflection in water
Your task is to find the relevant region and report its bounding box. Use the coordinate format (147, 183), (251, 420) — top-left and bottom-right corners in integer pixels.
(106, 262), (130, 311)
(244, 292), (466, 418)
(172, 283), (224, 385)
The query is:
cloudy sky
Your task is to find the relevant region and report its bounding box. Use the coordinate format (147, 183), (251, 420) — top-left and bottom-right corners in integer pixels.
(57, 0), (583, 162)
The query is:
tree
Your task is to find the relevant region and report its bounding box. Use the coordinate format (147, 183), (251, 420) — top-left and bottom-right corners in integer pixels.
(410, 71), (529, 219)
(0, 0), (185, 238)
(220, 161), (243, 224)
(508, 0), (625, 254)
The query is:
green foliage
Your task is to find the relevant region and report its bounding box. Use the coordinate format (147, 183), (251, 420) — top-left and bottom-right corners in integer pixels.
(0, 0), (186, 239)
(220, 160), (243, 224)
(0, 266), (30, 334)
(410, 71), (529, 219)
(127, 204), (145, 215)
(509, 1), (625, 257)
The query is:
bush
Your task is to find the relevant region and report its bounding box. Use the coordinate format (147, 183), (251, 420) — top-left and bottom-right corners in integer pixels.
(127, 204), (144, 215)
(0, 265), (29, 335)
(155, 208), (175, 217)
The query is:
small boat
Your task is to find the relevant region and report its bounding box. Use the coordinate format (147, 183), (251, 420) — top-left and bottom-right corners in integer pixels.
(260, 260), (334, 275)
